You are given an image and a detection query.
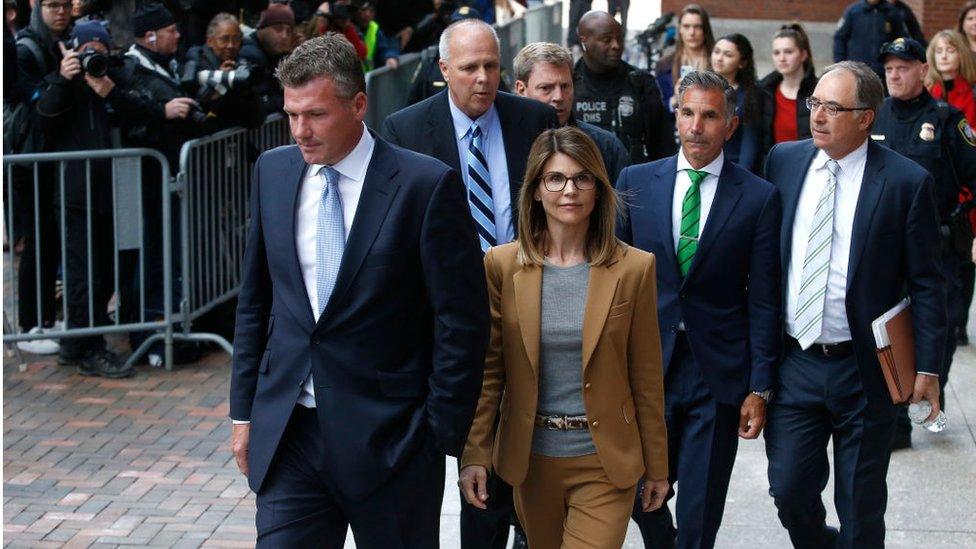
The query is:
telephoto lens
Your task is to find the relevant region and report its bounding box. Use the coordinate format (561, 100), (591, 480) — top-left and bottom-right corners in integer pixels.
(79, 49), (109, 78)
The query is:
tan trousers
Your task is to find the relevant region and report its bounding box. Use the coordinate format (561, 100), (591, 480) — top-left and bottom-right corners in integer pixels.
(512, 453), (637, 549)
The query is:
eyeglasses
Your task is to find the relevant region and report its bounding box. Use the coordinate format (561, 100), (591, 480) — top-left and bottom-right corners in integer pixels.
(805, 97), (870, 117)
(540, 171), (597, 192)
(41, 2), (71, 11)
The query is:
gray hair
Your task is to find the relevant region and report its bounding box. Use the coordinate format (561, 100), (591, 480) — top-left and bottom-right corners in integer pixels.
(514, 42), (572, 83)
(206, 12), (239, 38)
(438, 19), (500, 61)
(821, 60), (885, 119)
(275, 34), (366, 97)
(677, 70), (737, 121)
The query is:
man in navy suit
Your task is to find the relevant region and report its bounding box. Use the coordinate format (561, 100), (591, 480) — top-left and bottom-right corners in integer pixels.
(763, 61), (945, 548)
(617, 71), (782, 549)
(228, 34), (489, 547)
(382, 18), (555, 549)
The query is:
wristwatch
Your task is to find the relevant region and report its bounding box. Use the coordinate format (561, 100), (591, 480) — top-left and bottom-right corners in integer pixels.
(751, 389), (773, 403)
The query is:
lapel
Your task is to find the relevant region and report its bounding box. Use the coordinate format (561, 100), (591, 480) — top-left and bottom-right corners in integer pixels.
(429, 91), (462, 172)
(779, 142), (819, 277)
(581, 258), (621, 373)
(495, 93), (527, 211)
(651, 158), (680, 278)
(513, 265), (541, 378)
(314, 136), (401, 331)
(846, 141), (886, 288)
(283, 151), (316, 329)
(683, 159), (744, 285)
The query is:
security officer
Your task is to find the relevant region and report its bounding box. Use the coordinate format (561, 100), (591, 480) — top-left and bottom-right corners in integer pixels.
(573, 10), (675, 164)
(873, 37), (976, 449)
(834, 0), (908, 82)
(405, 6), (510, 105)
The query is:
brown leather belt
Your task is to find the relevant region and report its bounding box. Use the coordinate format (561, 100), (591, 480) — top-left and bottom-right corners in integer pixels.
(534, 414), (590, 430)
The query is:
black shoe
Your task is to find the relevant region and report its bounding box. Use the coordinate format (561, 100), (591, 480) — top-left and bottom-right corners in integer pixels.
(77, 348), (134, 379)
(890, 430), (912, 452)
(957, 328), (969, 346)
(57, 351), (85, 366)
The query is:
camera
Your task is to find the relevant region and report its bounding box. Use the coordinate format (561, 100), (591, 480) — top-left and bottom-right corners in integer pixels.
(78, 48), (109, 77)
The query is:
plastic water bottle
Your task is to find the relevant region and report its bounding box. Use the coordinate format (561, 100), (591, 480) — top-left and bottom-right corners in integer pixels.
(907, 400), (947, 433)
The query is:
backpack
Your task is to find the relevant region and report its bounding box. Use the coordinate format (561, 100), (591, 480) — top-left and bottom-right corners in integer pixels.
(3, 35), (45, 154)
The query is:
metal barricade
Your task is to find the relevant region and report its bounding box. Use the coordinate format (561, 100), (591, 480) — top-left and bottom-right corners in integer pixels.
(175, 115), (295, 359)
(364, 52), (424, 131)
(3, 148), (176, 370)
(496, 17), (527, 88)
(522, 2), (564, 46)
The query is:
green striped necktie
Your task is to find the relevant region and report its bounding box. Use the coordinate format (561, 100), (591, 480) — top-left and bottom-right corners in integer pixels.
(677, 169), (707, 277)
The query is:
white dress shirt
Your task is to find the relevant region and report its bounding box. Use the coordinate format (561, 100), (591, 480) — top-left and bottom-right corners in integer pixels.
(672, 149), (723, 252)
(785, 139), (868, 344)
(295, 124), (375, 408)
(448, 94), (515, 245)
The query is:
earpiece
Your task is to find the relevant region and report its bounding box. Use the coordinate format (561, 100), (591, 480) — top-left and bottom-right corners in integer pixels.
(148, 32), (157, 45)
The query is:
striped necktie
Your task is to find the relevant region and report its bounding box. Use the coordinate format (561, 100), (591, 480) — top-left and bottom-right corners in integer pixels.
(677, 169), (707, 277)
(316, 165), (345, 316)
(466, 123), (496, 253)
(794, 159), (841, 349)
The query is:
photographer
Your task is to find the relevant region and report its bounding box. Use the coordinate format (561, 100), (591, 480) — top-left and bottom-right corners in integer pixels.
(239, 3), (296, 115)
(35, 22), (152, 377)
(182, 13), (264, 129)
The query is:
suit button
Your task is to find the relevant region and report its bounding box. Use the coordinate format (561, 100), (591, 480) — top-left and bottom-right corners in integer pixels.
(679, 292), (687, 299)
(591, 420), (599, 428)
(584, 383), (592, 389)
(312, 336), (321, 345)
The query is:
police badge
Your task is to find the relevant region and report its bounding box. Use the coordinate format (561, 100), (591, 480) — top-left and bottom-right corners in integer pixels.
(618, 96), (635, 118)
(919, 122), (935, 142)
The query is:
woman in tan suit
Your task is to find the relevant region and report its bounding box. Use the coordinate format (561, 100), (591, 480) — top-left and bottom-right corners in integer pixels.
(459, 127), (669, 548)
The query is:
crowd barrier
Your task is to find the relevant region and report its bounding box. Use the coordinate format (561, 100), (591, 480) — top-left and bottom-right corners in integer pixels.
(363, 51), (424, 131)
(2, 115), (294, 370)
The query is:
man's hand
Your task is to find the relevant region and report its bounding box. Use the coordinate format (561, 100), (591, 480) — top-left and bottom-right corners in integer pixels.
(164, 97), (198, 119)
(231, 423), (250, 477)
(911, 374), (941, 421)
(459, 465), (489, 509)
(219, 59), (237, 71)
(58, 42), (82, 80)
(640, 478), (669, 511)
(385, 57), (400, 70)
(738, 393), (766, 439)
(84, 74), (115, 98)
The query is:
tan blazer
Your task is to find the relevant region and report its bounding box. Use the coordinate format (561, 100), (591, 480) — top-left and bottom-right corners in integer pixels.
(461, 242), (668, 489)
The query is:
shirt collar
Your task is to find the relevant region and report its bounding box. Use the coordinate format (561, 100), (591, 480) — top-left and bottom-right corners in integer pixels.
(309, 123), (374, 182)
(813, 137), (868, 176)
(448, 91), (498, 141)
(676, 148), (724, 178)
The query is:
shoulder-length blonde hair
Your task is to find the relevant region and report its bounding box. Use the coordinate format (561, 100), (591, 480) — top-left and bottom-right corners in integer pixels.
(925, 30), (976, 88)
(516, 127), (620, 267)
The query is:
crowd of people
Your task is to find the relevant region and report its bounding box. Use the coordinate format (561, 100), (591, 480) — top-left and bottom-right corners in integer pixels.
(5, 0), (976, 548)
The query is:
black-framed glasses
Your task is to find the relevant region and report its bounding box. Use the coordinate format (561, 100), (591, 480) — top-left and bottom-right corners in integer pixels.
(41, 1), (71, 11)
(540, 171), (598, 192)
(805, 97), (870, 117)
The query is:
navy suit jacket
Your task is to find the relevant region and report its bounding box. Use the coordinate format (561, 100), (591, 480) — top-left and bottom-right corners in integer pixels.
(616, 155), (782, 405)
(380, 90), (558, 226)
(765, 139), (946, 415)
(229, 135), (490, 499)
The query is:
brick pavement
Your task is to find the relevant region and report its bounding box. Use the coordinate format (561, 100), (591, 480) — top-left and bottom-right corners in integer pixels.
(3, 347), (256, 549)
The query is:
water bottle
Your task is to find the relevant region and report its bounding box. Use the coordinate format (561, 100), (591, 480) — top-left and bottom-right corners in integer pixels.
(907, 400), (947, 433)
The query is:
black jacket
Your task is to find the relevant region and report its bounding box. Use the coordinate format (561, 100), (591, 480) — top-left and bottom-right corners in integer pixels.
(574, 118), (629, 184)
(759, 68), (818, 145)
(238, 34), (284, 115)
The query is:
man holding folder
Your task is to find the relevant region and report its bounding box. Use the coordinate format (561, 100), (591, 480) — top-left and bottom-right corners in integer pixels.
(763, 61), (945, 547)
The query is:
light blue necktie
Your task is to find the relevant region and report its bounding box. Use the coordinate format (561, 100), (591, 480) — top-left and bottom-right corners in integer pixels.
(466, 124), (496, 253)
(316, 165), (345, 316)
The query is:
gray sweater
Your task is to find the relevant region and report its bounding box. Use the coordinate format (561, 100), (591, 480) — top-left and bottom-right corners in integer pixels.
(531, 262), (597, 457)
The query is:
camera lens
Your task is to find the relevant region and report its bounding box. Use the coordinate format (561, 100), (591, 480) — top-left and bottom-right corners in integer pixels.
(80, 51), (109, 78)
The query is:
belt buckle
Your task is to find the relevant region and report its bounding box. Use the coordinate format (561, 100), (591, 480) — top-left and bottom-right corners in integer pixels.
(820, 343), (832, 357)
(545, 416), (566, 430)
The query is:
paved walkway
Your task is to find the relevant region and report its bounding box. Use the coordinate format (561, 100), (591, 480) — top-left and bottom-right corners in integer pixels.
(4, 324), (974, 548)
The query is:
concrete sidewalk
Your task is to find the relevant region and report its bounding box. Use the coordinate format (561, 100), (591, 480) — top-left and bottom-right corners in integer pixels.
(3, 334), (975, 548)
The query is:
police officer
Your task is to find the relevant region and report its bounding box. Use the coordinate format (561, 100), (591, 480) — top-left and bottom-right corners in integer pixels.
(573, 10), (675, 164)
(873, 37), (976, 449)
(834, 0), (908, 82)
(405, 6), (510, 106)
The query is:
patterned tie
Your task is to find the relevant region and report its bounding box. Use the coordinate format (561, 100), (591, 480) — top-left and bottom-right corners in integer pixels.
(677, 169), (707, 277)
(794, 159), (841, 349)
(466, 124), (496, 253)
(316, 165), (345, 316)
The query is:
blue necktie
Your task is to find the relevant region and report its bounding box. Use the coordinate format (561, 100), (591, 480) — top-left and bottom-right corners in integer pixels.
(466, 124), (496, 253)
(316, 165), (345, 316)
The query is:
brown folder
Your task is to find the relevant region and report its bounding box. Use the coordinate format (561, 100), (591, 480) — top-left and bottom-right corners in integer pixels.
(875, 304), (916, 404)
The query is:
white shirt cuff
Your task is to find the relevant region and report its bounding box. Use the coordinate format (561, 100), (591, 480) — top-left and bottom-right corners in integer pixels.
(231, 419), (251, 424)
(917, 372), (939, 378)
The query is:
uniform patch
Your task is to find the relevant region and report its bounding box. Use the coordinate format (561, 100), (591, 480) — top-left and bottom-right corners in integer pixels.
(919, 122), (935, 142)
(618, 96), (635, 118)
(959, 119), (976, 147)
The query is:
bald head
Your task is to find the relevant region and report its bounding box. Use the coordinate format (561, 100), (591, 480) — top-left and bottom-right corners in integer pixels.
(578, 11), (623, 73)
(438, 18), (500, 61)
(438, 19), (501, 119)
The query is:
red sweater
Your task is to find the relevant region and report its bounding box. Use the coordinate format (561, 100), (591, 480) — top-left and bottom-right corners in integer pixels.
(930, 76), (976, 128)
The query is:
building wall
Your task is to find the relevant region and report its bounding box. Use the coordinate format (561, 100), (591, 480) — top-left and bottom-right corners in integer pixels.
(659, 0), (963, 38)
